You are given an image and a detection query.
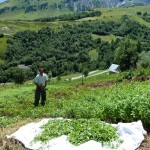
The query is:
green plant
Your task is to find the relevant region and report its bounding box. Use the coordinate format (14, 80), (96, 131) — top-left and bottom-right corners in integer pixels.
(34, 119), (118, 146)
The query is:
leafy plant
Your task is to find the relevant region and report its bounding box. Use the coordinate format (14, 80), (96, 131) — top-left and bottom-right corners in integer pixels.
(34, 119), (118, 146)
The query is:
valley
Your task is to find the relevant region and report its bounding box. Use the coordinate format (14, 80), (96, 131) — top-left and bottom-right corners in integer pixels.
(0, 2), (150, 149)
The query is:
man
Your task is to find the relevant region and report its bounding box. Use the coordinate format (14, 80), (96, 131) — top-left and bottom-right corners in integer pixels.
(33, 68), (48, 106)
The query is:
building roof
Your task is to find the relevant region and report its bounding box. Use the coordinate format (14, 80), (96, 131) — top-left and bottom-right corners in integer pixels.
(18, 64), (30, 70)
(108, 64), (119, 73)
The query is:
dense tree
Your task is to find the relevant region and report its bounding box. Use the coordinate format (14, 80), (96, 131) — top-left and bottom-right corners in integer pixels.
(0, 33), (4, 38)
(83, 68), (89, 77)
(34, 10), (101, 22)
(114, 39), (138, 71)
(137, 51), (150, 68)
(1, 17), (150, 83)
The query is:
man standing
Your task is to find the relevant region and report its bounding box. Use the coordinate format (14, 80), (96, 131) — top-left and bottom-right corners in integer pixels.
(33, 68), (48, 106)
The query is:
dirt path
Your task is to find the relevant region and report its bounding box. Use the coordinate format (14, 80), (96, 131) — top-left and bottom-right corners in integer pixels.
(70, 70), (108, 80)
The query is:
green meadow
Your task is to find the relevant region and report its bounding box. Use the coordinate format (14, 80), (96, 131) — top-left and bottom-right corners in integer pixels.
(0, 36), (7, 64)
(0, 67), (150, 149)
(79, 6), (150, 28)
(92, 34), (122, 43)
(0, 70), (149, 128)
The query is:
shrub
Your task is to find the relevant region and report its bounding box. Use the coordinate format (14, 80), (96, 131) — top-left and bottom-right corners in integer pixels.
(137, 51), (150, 68)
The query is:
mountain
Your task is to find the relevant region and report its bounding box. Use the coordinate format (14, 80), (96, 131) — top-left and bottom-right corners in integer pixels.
(0, 0), (149, 20)
(140, 0), (150, 4)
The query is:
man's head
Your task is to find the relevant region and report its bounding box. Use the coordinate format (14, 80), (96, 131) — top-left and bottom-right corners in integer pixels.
(39, 68), (44, 76)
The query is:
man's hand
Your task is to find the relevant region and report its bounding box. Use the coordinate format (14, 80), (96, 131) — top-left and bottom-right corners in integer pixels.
(36, 84), (42, 91)
(42, 86), (46, 90)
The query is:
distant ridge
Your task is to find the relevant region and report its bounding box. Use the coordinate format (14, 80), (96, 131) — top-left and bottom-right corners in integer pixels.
(0, 0), (149, 20)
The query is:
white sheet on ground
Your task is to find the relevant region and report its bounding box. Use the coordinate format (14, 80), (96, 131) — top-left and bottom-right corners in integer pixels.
(7, 119), (147, 150)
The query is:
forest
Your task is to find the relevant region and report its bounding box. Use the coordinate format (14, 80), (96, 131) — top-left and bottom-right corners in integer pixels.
(0, 15), (150, 83)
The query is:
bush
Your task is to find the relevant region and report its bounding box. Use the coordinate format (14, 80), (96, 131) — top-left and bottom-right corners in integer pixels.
(0, 33), (4, 38)
(122, 71), (134, 80)
(10, 68), (26, 84)
(83, 68), (89, 77)
(137, 51), (150, 68)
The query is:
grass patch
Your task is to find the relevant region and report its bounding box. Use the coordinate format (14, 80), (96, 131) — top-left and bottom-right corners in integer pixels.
(89, 49), (98, 61)
(0, 36), (7, 52)
(92, 34), (122, 43)
(0, 59), (5, 64)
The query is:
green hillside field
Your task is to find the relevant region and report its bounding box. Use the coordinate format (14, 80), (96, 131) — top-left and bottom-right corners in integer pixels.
(79, 6), (150, 27)
(0, 68), (150, 149)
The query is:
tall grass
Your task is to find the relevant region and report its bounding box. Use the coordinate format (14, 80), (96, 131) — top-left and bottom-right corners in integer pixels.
(92, 34), (122, 43)
(0, 36), (7, 52)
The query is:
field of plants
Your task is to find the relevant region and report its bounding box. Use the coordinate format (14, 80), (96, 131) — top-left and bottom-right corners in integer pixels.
(0, 69), (149, 149)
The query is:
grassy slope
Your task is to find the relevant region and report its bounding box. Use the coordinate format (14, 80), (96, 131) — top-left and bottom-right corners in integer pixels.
(0, 36), (7, 53)
(0, 8), (72, 20)
(79, 6), (150, 25)
(1, 80), (150, 149)
(0, 36), (7, 64)
(1, 6), (150, 32)
(92, 34), (122, 43)
(0, 69), (149, 127)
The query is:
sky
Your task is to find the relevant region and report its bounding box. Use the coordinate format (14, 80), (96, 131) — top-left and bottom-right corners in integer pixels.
(0, 0), (7, 4)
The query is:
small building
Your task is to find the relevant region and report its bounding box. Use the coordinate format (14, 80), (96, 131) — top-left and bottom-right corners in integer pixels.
(18, 64), (30, 70)
(108, 64), (120, 74)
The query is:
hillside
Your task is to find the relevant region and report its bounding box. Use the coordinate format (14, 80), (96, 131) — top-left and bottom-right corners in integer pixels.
(0, 2), (150, 149)
(0, 0), (149, 20)
(0, 6), (150, 83)
(1, 6), (150, 35)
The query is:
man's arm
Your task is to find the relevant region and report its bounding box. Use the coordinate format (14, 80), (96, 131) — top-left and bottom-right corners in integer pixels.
(33, 77), (41, 89)
(34, 82), (39, 87)
(45, 80), (48, 87)
(33, 77), (38, 86)
(45, 74), (48, 87)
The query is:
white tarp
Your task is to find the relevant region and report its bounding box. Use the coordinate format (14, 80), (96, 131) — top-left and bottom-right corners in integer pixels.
(7, 118), (147, 150)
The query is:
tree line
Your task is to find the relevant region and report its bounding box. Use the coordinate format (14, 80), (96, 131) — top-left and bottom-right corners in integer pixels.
(34, 10), (101, 22)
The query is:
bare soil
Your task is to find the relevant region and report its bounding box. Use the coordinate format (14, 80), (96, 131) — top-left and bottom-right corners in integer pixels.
(138, 135), (150, 150)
